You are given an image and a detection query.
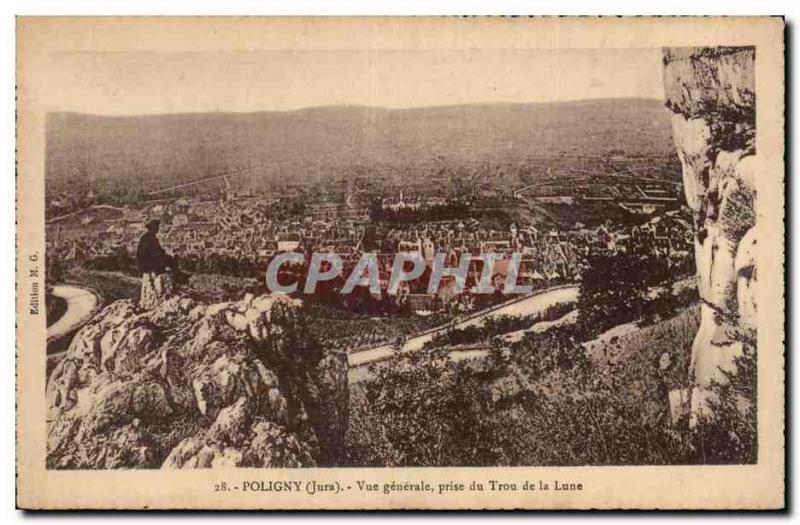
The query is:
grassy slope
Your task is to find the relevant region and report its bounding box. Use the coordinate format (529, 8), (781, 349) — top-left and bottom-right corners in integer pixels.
(346, 306), (701, 466)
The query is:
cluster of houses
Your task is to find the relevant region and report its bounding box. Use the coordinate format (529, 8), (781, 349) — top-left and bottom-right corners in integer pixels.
(380, 191), (449, 212)
(46, 182), (694, 315)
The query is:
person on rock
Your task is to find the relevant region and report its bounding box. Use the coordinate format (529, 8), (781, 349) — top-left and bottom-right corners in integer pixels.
(136, 219), (190, 287)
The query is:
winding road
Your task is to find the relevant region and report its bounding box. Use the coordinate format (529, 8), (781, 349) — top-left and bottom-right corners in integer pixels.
(46, 285), (100, 344)
(44, 281), (578, 382)
(347, 285), (579, 371)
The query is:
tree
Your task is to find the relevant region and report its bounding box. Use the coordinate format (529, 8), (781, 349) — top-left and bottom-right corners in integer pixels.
(576, 251), (660, 338)
(348, 353), (500, 467)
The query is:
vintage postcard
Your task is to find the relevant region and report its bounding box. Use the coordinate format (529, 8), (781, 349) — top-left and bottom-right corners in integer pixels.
(16, 17), (784, 510)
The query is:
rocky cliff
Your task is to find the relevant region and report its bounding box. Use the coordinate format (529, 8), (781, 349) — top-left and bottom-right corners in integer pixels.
(46, 290), (348, 468)
(662, 47), (757, 421)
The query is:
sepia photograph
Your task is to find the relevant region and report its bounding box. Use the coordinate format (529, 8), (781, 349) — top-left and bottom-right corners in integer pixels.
(15, 16), (785, 510)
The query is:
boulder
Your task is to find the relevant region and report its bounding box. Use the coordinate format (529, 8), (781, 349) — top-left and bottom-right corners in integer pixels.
(162, 397), (316, 469)
(46, 292), (348, 469)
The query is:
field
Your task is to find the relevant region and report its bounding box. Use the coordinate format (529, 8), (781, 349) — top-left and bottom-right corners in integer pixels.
(306, 306), (449, 353)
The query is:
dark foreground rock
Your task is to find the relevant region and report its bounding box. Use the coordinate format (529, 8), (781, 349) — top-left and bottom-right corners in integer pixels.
(46, 292), (348, 469)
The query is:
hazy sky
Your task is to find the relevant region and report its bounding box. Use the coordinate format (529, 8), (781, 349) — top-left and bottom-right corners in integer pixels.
(47, 48), (665, 115)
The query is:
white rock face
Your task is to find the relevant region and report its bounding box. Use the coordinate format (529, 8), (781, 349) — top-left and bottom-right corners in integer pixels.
(139, 272), (174, 310)
(162, 396), (315, 468)
(46, 290), (347, 469)
(663, 47), (757, 422)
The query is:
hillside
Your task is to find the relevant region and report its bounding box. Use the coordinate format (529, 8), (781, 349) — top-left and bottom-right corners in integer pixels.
(46, 98), (674, 195)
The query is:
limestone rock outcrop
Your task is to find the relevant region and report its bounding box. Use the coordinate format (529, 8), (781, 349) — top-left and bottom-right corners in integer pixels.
(46, 290), (348, 469)
(139, 272), (173, 310)
(663, 47), (757, 421)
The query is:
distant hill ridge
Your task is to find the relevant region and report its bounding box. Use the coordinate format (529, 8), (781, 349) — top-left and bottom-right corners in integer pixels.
(46, 98), (674, 193)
